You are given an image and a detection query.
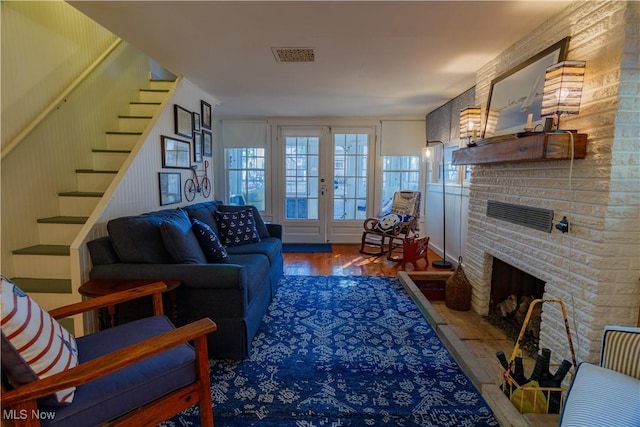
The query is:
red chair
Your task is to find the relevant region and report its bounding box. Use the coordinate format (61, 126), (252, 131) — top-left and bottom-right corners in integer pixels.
(401, 235), (430, 270)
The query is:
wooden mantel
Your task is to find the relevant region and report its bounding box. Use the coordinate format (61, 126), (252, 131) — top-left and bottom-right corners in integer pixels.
(451, 132), (587, 166)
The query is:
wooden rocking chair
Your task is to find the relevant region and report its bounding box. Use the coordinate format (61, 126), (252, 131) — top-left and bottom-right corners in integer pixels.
(360, 190), (421, 261)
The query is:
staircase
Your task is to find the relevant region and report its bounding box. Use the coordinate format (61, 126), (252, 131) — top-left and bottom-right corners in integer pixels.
(9, 80), (174, 324)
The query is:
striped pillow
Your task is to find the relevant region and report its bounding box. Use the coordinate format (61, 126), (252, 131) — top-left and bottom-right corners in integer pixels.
(601, 325), (640, 379)
(0, 276), (78, 405)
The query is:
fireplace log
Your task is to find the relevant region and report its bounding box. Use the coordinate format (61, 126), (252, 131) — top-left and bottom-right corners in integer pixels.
(496, 294), (517, 317)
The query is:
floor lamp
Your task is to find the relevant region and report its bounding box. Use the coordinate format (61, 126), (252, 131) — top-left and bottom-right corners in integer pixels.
(426, 140), (452, 268)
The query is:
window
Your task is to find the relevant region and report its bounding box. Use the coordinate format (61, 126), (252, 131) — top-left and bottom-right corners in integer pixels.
(226, 148), (266, 210)
(381, 155), (420, 213)
(444, 146), (458, 183)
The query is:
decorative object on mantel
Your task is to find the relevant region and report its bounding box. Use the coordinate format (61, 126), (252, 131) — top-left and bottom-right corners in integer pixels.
(468, 134), (516, 147)
(451, 132), (588, 166)
(541, 60), (587, 131)
(459, 106), (481, 147)
(425, 140), (451, 269)
(482, 37), (570, 138)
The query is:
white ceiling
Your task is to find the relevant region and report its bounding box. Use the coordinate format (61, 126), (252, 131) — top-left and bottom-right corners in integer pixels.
(68, 1), (573, 119)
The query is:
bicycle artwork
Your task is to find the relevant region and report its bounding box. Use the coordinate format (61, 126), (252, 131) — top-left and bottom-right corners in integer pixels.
(184, 160), (211, 201)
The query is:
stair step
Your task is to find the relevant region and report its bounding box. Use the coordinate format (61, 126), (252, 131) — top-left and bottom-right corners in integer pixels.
(10, 277), (72, 294)
(129, 102), (161, 116)
(76, 169), (118, 192)
(37, 217), (87, 245)
(58, 191), (104, 197)
(138, 89), (169, 103)
(149, 80), (175, 90)
(118, 115), (152, 132)
(58, 193), (101, 216)
(37, 216), (88, 224)
(76, 169), (118, 174)
(12, 244), (70, 256)
(92, 149), (130, 170)
(105, 131), (141, 150)
(12, 245), (71, 278)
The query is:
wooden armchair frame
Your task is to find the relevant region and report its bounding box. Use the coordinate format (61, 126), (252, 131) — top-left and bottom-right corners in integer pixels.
(1, 282), (217, 427)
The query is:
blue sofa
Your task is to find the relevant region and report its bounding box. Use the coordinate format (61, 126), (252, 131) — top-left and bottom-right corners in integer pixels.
(87, 201), (283, 360)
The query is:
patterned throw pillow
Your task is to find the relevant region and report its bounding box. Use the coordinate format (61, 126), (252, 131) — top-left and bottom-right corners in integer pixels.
(373, 213), (411, 233)
(214, 209), (261, 247)
(0, 276), (78, 405)
(191, 218), (230, 263)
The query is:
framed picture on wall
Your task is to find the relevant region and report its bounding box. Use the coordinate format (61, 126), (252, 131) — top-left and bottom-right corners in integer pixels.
(159, 172), (182, 206)
(193, 131), (203, 163)
(193, 112), (201, 131)
(203, 130), (212, 157)
(161, 135), (191, 169)
(174, 104), (193, 138)
(201, 101), (212, 130)
(482, 37), (570, 138)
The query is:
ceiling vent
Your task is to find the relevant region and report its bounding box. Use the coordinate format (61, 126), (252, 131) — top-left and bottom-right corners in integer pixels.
(272, 47), (315, 63)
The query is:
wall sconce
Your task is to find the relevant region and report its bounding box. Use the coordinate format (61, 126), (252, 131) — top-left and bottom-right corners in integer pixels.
(459, 106), (481, 146)
(541, 60), (586, 131)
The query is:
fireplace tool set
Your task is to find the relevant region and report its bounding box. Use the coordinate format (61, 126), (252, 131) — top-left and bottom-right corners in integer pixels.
(496, 298), (578, 414)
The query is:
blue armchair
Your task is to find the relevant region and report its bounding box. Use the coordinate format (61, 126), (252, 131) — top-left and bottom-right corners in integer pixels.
(1, 281), (216, 427)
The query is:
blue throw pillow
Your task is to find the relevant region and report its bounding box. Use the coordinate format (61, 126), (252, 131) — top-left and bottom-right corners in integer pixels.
(160, 209), (207, 264)
(215, 209), (261, 247)
(191, 218), (230, 263)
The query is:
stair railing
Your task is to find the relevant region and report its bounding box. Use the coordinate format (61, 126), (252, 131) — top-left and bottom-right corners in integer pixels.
(1, 38), (122, 160)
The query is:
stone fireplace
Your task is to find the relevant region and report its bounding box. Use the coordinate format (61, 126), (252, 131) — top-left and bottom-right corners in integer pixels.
(425, 2), (639, 365)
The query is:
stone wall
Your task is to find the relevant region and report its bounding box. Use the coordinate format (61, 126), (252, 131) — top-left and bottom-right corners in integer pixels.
(464, 1), (639, 364)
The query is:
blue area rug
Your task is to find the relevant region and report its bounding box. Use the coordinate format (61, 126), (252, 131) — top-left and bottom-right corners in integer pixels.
(162, 275), (498, 426)
(282, 243), (333, 253)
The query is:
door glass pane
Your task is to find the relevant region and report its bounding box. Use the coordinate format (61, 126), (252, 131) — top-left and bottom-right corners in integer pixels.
(285, 136), (319, 220)
(333, 133), (368, 220)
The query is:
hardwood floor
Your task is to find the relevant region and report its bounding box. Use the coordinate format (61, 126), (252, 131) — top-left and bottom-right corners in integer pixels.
(283, 243), (450, 276)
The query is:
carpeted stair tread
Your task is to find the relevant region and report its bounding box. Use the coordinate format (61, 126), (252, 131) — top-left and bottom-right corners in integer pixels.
(37, 216), (88, 224)
(12, 244), (70, 256)
(9, 278), (72, 294)
(58, 191), (103, 197)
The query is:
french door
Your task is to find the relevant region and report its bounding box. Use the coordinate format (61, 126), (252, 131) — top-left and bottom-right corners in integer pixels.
(277, 127), (374, 243)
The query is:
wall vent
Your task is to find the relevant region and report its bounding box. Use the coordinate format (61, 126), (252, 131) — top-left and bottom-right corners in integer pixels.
(486, 200), (553, 233)
(272, 47), (315, 63)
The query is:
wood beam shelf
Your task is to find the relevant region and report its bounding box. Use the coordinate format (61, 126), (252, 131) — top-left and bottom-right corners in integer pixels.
(451, 132), (587, 166)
